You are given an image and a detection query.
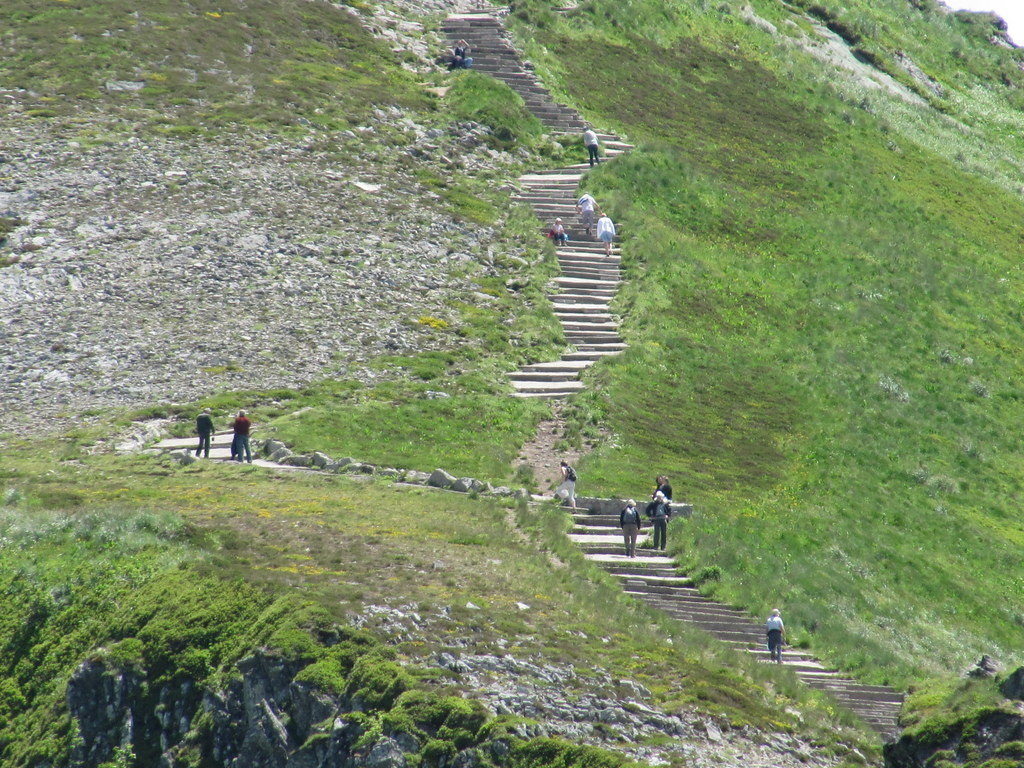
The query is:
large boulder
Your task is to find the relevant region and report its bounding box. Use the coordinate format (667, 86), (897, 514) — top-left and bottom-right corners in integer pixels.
(269, 447), (294, 462)
(428, 469), (457, 489)
(264, 439), (286, 456)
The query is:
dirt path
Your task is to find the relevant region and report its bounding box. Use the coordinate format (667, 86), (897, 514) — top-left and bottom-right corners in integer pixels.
(516, 401), (609, 494)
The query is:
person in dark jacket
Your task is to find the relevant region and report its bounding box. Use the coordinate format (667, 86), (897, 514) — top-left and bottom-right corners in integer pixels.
(653, 475), (673, 502)
(620, 499), (643, 557)
(195, 408), (214, 458)
(647, 490), (671, 550)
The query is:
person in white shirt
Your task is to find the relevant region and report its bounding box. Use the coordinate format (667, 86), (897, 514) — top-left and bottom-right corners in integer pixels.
(596, 211), (616, 257)
(766, 609), (786, 663)
(576, 193), (597, 237)
(583, 127), (599, 166)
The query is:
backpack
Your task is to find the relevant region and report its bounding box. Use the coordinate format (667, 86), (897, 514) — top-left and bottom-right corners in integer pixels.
(565, 465), (577, 482)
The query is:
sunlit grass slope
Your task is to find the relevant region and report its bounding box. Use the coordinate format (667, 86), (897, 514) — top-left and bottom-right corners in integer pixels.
(503, 0), (1024, 686)
(0, 444), (881, 765)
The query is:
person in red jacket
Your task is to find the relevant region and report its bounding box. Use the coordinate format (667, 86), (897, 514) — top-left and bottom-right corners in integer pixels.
(232, 410), (252, 463)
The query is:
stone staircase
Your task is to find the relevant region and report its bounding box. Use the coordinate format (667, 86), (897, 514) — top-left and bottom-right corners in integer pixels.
(567, 497), (904, 740)
(445, 10), (903, 740)
(442, 13), (586, 134)
(443, 13), (633, 399)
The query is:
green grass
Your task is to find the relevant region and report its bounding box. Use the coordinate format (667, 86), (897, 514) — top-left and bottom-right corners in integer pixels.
(0, 443), (882, 765)
(446, 71), (545, 150)
(7, 0), (1024, 755)
(491, 0), (1024, 691)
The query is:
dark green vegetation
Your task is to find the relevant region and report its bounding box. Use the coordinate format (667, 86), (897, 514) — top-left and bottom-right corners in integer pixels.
(885, 675), (1024, 768)
(0, 451), (879, 765)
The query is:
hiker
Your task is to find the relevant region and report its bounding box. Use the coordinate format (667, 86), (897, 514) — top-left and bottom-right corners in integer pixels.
(653, 475), (673, 502)
(232, 410), (252, 463)
(448, 40), (473, 70)
(583, 127), (600, 166)
(556, 460), (577, 510)
(620, 499), (643, 557)
(576, 192), (597, 237)
(766, 608), (786, 663)
(646, 490), (671, 550)
(596, 211), (616, 257)
(547, 218), (569, 246)
(194, 408), (214, 459)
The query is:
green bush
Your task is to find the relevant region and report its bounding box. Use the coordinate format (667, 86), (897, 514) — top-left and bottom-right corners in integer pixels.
(510, 738), (632, 768)
(345, 651), (413, 711)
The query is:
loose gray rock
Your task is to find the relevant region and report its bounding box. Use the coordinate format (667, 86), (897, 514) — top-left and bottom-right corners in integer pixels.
(270, 447), (294, 462)
(428, 469), (457, 488)
(170, 450), (197, 466)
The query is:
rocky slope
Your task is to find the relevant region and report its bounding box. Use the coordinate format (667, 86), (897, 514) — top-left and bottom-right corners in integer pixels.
(0, 109), (536, 434)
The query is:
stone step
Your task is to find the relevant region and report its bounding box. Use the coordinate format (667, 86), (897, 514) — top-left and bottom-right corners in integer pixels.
(610, 573), (694, 588)
(561, 351), (623, 362)
(520, 360), (594, 373)
(551, 296), (613, 307)
(557, 256), (620, 269)
(565, 334), (623, 346)
(598, 569), (688, 581)
(551, 302), (614, 314)
(566, 344), (627, 354)
(509, 372), (579, 383)
(510, 380), (586, 394)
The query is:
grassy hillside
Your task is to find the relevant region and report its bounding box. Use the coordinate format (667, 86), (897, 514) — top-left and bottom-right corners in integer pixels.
(6, 0), (1024, 760)
(0, 440), (879, 766)
(499, 0), (1024, 688)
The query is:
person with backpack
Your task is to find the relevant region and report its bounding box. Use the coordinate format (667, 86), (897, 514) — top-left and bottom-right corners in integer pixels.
(232, 410), (252, 463)
(646, 490), (671, 550)
(557, 460), (577, 510)
(194, 408), (214, 459)
(766, 608), (786, 663)
(620, 499), (643, 557)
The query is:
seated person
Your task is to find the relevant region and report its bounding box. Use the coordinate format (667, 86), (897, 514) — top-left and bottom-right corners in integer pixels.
(547, 218), (568, 246)
(448, 40), (473, 70)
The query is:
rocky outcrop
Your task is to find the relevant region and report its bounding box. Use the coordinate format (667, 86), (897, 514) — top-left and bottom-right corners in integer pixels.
(884, 708), (1024, 768)
(66, 639), (852, 768)
(67, 649), (402, 768)
(884, 665), (1024, 768)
